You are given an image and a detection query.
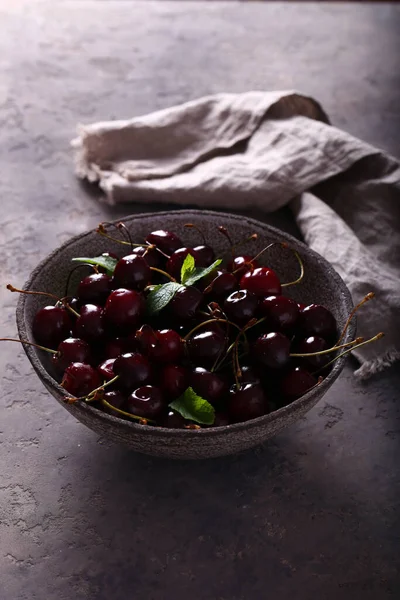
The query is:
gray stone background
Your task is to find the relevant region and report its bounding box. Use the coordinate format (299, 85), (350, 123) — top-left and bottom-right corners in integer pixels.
(1, 2), (399, 599)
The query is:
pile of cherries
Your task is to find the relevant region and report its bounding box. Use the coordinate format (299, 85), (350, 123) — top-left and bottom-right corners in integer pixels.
(4, 223), (377, 429)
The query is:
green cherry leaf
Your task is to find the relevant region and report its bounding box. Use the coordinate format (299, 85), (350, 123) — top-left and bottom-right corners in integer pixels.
(183, 259), (223, 287)
(180, 253), (196, 285)
(169, 386), (215, 425)
(71, 255), (118, 276)
(146, 282), (183, 315)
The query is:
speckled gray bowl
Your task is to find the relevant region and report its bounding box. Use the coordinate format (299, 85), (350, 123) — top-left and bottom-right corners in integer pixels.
(17, 210), (355, 459)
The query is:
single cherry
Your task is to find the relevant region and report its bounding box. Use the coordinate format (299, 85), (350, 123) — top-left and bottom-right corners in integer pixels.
(135, 326), (183, 363)
(75, 304), (106, 343)
(298, 304), (337, 339)
(227, 255), (259, 280)
(238, 364), (261, 384)
(190, 367), (228, 404)
(228, 383), (269, 423)
(32, 305), (71, 347)
(145, 230), (182, 255)
(102, 390), (126, 416)
(295, 336), (330, 369)
(162, 410), (189, 428)
(213, 413), (230, 427)
(97, 358), (116, 382)
(186, 327), (226, 366)
(125, 385), (165, 419)
(169, 286), (203, 320)
(166, 248), (199, 280)
(112, 254), (151, 291)
(260, 295), (299, 331)
(77, 273), (111, 305)
(52, 337), (91, 372)
(240, 267), (281, 298)
(113, 352), (152, 391)
(253, 332), (291, 369)
(223, 289), (258, 324)
(61, 362), (101, 397)
(131, 245), (162, 269)
(104, 337), (130, 359)
(203, 270), (237, 297)
(193, 245), (215, 267)
(160, 364), (188, 399)
(281, 366), (317, 400)
(104, 288), (145, 332)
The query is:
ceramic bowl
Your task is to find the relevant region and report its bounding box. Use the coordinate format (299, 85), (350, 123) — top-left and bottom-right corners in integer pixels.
(16, 209), (355, 459)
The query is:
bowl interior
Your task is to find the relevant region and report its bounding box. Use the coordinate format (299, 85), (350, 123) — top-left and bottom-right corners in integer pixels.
(16, 209), (355, 456)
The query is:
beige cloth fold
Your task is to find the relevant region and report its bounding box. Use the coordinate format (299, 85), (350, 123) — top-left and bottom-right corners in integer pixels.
(72, 91), (400, 378)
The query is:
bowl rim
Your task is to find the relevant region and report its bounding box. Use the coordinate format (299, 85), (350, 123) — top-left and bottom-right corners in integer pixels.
(16, 208), (355, 437)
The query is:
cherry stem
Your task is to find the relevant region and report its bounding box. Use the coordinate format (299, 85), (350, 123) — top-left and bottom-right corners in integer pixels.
(184, 317), (241, 341)
(281, 248), (304, 287)
(65, 264), (97, 299)
(337, 292), (375, 345)
(149, 267), (177, 282)
(6, 284), (80, 318)
(313, 332), (385, 374)
(290, 337), (364, 358)
(116, 222), (134, 251)
(184, 223), (206, 245)
(0, 338), (56, 354)
(63, 374), (121, 403)
(7, 284), (60, 303)
(250, 241), (284, 264)
(96, 223), (144, 248)
(100, 398), (155, 424)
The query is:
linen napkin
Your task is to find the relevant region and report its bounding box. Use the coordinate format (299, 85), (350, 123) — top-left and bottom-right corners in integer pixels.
(72, 91), (400, 379)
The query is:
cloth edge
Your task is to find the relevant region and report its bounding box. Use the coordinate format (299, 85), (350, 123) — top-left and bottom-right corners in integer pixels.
(354, 348), (400, 380)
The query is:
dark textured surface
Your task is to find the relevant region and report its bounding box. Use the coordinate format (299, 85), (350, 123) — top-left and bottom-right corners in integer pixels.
(1, 1), (400, 598)
(17, 210), (355, 459)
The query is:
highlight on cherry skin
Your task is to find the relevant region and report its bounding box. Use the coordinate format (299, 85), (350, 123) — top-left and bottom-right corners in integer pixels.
(3, 226), (383, 429)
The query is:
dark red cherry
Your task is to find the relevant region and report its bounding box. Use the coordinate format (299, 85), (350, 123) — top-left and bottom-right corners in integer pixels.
(239, 365), (261, 384)
(281, 366), (317, 400)
(166, 248), (199, 280)
(193, 245), (215, 267)
(52, 337), (91, 372)
(162, 410), (189, 429)
(190, 367), (228, 404)
(113, 352), (152, 391)
(131, 246), (162, 269)
(298, 304), (337, 339)
(77, 273), (111, 305)
(169, 286), (203, 320)
(240, 267), (281, 297)
(61, 362), (101, 397)
(295, 336), (330, 369)
(297, 302), (307, 311)
(104, 288), (145, 332)
(186, 328), (226, 366)
(112, 254), (151, 291)
(97, 358), (116, 382)
(253, 332), (291, 369)
(125, 386), (165, 419)
(223, 289), (258, 324)
(160, 364), (188, 399)
(32, 305), (71, 347)
(260, 295), (299, 331)
(135, 324), (157, 355)
(213, 413), (230, 427)
(227, 255), (259, 280)
(102, 390), (126, 416)
(145, 230), (182, 255)
(104, 337), (130, 359)
(153, 329), (183, 363)
(75, 304), (106, 343)
(228, 383), (269, 423)
(204, 270), (237, 297)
